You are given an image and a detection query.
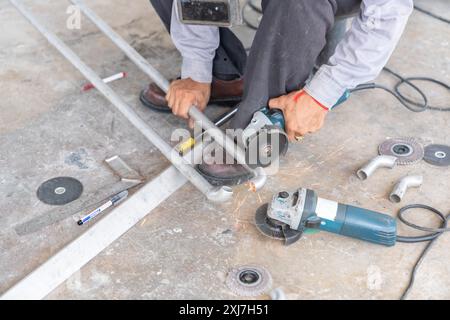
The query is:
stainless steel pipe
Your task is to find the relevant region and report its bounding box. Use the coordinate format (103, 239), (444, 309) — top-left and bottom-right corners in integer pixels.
(357, 156), (398, 181)
(389, 175), (423, 203)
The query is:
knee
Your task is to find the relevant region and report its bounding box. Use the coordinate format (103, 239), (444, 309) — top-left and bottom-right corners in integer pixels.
(261, 0), (335, 32)
(263, 0), (334, 17)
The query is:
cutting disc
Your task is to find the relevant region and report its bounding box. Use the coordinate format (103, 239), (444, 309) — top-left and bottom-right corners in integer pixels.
(378, 137), (424, 165)
(37, 177), (83, 206)
(255, 204), (302, 246)
(226, 265), (272, 297)
(424, 144), (450, 167)
(246, 126), (289, 169)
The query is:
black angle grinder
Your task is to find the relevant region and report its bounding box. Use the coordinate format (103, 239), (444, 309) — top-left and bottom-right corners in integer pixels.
(256, 188), (397, 246)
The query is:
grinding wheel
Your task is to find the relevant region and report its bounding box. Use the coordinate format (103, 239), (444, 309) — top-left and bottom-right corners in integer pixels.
(37, 177), (83, 206)
(255, 204), (302, 246)
(226, 265), (272, 297)
(379, 137), (424, 165)
(424, 144), (450, 167)
(246, 126), (289, 169)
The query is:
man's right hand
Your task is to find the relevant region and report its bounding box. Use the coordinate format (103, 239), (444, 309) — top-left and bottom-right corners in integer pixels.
(166, 78), (211, 128)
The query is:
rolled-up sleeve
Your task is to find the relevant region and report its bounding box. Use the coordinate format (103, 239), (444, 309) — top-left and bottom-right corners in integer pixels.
(170, 0), (220, 83)
(304, 0), (414, 109)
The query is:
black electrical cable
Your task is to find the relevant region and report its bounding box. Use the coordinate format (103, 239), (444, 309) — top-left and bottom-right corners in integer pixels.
(396, 204), (449, 243)
(242, 1), (260, 30)
(414, 5), (450, 25)
(351, 68), (450, 112)
(395, 204), (450, 300)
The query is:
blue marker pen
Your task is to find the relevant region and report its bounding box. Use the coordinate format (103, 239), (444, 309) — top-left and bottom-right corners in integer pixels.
(77, 190), (129, 226)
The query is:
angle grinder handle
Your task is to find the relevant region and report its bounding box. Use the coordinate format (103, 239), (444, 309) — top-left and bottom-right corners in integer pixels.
(312, 198), (397, 247)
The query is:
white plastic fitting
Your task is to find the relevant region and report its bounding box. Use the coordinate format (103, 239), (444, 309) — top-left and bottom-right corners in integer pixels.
(389, 175), (423, 203)
(357, 155), (398, 180)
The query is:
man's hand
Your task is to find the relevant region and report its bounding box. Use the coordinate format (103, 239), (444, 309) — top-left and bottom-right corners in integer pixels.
(268, 90), (328, 142)
(166, 78), (211, 128)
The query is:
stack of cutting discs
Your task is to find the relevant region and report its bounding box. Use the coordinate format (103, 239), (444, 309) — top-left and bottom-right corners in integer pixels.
(378, 138), (450, 167)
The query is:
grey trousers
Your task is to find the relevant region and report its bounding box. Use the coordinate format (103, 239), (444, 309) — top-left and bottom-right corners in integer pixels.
(149, 0), (361, 129)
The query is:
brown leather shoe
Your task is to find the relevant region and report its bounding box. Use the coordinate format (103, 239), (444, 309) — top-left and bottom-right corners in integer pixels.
(196, 149), (254, 187)
(197, 162), (254, 186)
(140, 77), (244, 113)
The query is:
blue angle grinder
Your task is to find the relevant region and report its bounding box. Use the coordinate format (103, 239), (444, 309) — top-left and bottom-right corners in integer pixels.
(242, 91), (351, 169)
(255, 188), (397, 246)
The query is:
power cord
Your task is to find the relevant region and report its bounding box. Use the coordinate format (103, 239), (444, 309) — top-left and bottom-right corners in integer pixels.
(397, 205), (450, 240)
(351, 68), (450, 112)
(395, 205), (450, 300)
(414, 4), (450, 25)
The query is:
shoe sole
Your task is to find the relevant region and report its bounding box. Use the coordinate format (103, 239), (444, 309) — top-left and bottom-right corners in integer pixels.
(196, 165), (254, 187)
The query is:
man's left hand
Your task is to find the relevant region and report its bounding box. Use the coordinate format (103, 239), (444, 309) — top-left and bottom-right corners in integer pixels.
(268, 90), (328, 142)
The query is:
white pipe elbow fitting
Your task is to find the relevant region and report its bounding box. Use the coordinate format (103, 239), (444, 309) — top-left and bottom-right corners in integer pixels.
(389, 175), (423, 203)
(357, 155), (398, 180)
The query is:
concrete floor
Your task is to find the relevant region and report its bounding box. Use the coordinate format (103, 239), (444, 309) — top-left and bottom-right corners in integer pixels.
(0, 0), (449, 300)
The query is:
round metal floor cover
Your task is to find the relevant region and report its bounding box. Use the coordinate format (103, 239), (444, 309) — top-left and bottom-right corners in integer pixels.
(226, 265), (273, 297)
(37, 177), (83, 206)
(424, 144), (450, 167)
(379, 137), (424, 165)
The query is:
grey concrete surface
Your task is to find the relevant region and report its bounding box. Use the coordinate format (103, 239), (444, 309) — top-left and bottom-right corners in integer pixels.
(0, 0), (449, 300)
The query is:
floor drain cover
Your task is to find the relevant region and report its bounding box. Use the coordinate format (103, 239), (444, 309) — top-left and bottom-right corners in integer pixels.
(37, 177), (83, 206)
(379, 137), (424, 165)
(226, 265), (272, 297)
(424, 144), (450, 167)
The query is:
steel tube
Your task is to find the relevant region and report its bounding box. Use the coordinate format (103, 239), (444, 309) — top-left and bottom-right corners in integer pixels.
(357, 156), (398, 180)
(389, 175), (423, 203)
(8, 0), (231, 202)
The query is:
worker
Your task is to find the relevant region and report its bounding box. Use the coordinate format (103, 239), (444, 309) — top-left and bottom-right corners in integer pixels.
(141, 0), (414, 186)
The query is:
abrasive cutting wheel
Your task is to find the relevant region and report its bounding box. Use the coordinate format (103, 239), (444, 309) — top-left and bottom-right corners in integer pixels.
(378, 137), (424, 165)
(246, 126), (289, 169)
(424, 144), (450, 167)
(37, 177), (83, 206)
